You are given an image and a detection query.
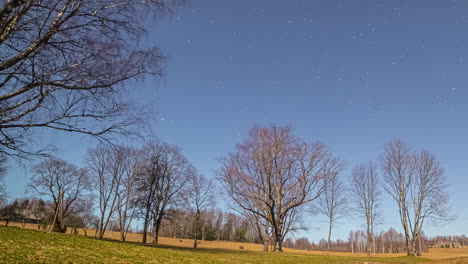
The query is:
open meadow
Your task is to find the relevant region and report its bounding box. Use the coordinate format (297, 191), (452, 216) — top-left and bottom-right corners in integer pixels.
(2, 224), (468, 264)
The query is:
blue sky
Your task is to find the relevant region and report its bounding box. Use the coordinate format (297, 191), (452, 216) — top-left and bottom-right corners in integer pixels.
(5, 0), (468, 242)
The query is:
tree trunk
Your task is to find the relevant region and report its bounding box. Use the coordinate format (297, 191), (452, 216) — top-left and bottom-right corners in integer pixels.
(193, 210), (200, 248)
(274, 233), (283, 252)
(142, 208), (150, 243)
(417, 240), (422, 255)
(416, 230), (422, 256)
(152, 214), (163, 244)
(327, 220), (333, 252)
(401, 203), (413, 256)
(120, 227), (126, 242)
(367, 231), (373, 256)
(49, 191), (63, 233)
(263, 240), (269, 252)
(256, 219), (269, 252)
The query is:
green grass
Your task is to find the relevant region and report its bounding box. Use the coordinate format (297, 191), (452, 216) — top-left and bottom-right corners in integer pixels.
(0, 225), (431, 264)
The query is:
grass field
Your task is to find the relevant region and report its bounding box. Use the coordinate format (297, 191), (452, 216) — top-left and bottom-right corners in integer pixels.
(1, 224), (468, 264)
(0, 225), (434, 264)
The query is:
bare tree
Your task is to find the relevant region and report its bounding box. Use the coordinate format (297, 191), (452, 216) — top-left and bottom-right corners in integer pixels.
(0, 0), (181, 158)
(27, 158), (89, 231)
(380, 138), (452, 256)
(410, 151), (452, 255)
(81, 208), (99, 237)
(349, 231), (355, 253)
(88, 144), (140, 240)
(0, 200), (19, 226)
(115, 147), (141, 242)
(135, 142), (192, 244)
(218, 125), (341, 252)
(185, 172), (216, 248)
(310, 174), (348, 252)
(350, 161), (380, 256)
(27, 198), (48, 229)
(379, 138), (413, 255)
(61, 197), (94, 235)
(88, 146), (119, 239)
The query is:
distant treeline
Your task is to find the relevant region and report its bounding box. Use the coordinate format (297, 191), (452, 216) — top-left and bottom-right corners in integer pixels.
(1, 198), (466, 253)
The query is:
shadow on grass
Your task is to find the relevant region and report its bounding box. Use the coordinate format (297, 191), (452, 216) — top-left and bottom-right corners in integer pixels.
(113, 239), (274, 255)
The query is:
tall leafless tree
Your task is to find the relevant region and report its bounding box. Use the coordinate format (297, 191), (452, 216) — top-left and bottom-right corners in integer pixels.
(311, 174), (348, 252)
(380, 138), (452, 256)
(134, 142), (192, 244)
(0, 199), (19, 226)
(350, 161), (380, 256)
(88, 145), (119, 239)
(185, 172), (216, 248)
(379, 138), (413, 255)
(0, 0), (180, 158)
(218, 125), (341, 252)
(115, 147), (141, 242)
(88, 144), (140, 240)
(27, 157), (89, 231)
(410, 151), (451, 255)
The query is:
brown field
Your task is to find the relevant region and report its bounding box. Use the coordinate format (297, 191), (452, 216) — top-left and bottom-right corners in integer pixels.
(3, 221), (468, 262)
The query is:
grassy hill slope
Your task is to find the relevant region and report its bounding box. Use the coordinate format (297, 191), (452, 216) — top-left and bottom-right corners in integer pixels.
(0, 226), (432, 264)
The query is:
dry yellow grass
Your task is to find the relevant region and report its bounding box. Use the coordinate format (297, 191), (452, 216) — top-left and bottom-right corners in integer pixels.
(423, 248), (468, 260)
(3, 221), (468, 261)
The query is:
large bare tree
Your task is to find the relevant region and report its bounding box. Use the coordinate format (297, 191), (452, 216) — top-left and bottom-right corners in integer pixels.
(134, 142), (192, 244)
(115, 147), (141, 242)
(311, 174), (348, 252)
(88, 145), (119, 239)
(27, 157), (89, 231)
(380, 138), (452, 256)
(88, 144), (141, 240)
(379, 138), (413, 255)
(0, 0), (179, 157)
(185, 172), (215, 248)
(350, 161), (380, 256)
(410, 151), (451, 255)
(218, 125), (341, 252)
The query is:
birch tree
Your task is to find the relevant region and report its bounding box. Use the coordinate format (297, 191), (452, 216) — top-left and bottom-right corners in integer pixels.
(380, 138), (452, 256)
(115, 147), (141, 242)
(88, 145), (140, 240)
(0, 0), (181, 158)
(350, 161), (380, 256)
